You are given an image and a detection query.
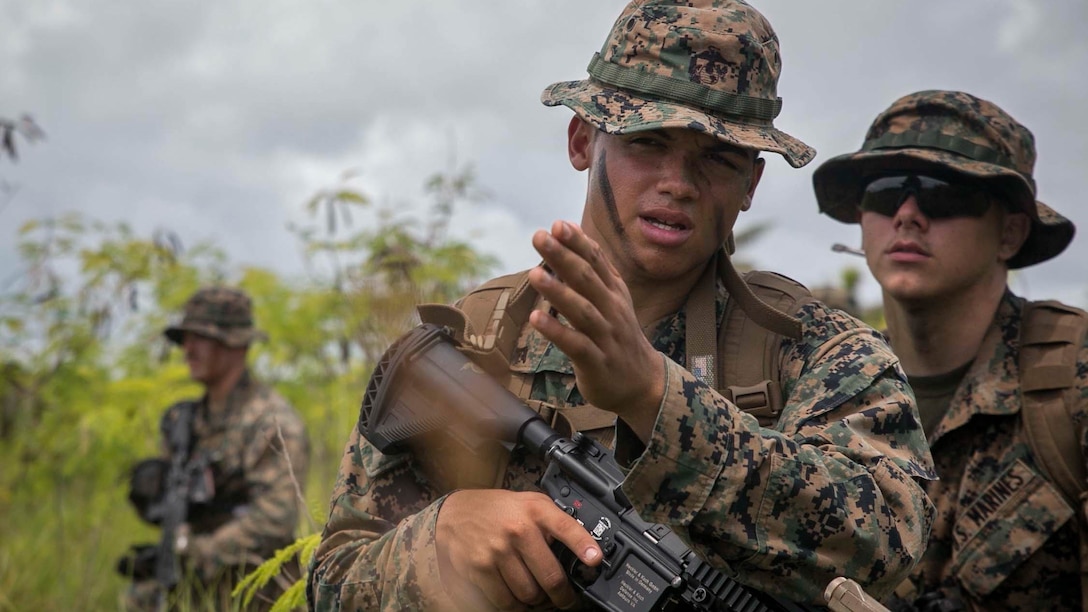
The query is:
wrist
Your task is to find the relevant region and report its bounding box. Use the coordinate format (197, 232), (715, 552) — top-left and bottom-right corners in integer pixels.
(619, 352), (667, 444)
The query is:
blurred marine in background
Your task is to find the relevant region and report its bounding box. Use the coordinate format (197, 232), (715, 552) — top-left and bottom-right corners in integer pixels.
(118, 286), (310, 611)
(815, 90), (1086, 611)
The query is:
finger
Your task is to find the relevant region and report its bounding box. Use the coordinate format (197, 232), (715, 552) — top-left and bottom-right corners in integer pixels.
(439, 549), (505, 611)
(535, 224), (634, 339)
(527, 264), (607, 339)
(550, 220), (620, 291)
(463, 498), (556, 610)
(544, 509), (603, 569)
(532, 227), (614, 312)
(525, 295), (570, 341)
(526, 280), (610, 370)
(497, 557), (548, 607)
(522, 505), (603, 610)
(446, 574), (504, 612)
(519, 536), (581, 610)
(466, 561), (521, 611)
(439, 494), (522, 610)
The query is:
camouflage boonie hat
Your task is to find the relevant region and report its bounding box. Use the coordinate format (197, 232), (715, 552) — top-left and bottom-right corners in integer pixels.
(163, 286), (266, 348)
(541, 0), (815, 168)
(813, 90), (1075, 269)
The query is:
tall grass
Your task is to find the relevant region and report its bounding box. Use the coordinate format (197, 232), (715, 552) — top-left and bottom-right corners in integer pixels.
(0, 367), (365, 611)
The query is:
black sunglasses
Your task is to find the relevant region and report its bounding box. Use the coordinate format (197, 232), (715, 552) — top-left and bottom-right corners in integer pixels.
(859, 175), (995, 219)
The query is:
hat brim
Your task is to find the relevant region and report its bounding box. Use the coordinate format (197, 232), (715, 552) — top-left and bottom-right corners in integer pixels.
(1014, 201), (1076, 269)
(164, 322), (267, 348)
(812, 147), (1074, 268)
(542, 78), (816, 168)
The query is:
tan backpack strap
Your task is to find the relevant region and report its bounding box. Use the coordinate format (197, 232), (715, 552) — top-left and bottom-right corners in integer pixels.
(717, 250), (802, 339)
(720, 295), (782, 426)
(551, 405), (617, 448)
(685, 257), (720, 388)
(719, 269), (814, 427)
(1020, 300), (1088, 508)
(1018, 299), (1088, 610)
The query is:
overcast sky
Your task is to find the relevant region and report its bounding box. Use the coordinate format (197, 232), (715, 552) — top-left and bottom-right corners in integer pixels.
(3, 1), (1086, 309)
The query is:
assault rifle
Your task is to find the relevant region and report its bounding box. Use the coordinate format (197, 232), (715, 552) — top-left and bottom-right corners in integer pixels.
(359, 324), (891, 612)
(150, 401), (198, 594)
(119, 400), (212, 606)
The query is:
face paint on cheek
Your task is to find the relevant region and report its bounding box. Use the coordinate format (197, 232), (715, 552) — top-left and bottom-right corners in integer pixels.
(595, 149), (625, 237)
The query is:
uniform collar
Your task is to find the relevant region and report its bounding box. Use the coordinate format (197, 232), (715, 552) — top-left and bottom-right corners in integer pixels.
(930, 290), (1025, 442)
(201, 369), (256, 420)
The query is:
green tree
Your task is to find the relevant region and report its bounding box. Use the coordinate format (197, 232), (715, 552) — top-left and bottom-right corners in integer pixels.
(291, 165), (497, 364)
(243, 166), (498, 610)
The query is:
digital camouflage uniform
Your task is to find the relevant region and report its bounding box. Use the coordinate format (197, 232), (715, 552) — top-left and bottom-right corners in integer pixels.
(309, 283), (936, 610)
(159, 371), (309, 605)
(890, 292), (1086, 611)
(126, 287), (310, 611)
(814, 92), (1084, 610)
(310, 2), (935, 610)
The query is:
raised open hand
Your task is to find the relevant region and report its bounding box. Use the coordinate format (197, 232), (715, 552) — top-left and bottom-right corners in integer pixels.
(527, 220), (665, 436)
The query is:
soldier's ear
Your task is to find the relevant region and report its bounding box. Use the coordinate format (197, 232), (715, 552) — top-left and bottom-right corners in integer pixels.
(998, 211), (1031, 263)
(568, 117), (594, 171)
(746, 156), (765, 204)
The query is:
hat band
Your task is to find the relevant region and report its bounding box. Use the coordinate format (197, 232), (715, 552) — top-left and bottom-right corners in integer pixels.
(863, 131), (1037, 200)
(184, 316), (253, 328)
(586, 53), (782, 122)
(864, 131), (1023, 172)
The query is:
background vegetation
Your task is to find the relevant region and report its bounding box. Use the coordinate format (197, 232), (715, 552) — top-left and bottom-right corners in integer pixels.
(0, 126), (498, 609)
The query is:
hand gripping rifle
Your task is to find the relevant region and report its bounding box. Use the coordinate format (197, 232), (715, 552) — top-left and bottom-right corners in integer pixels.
(359, 324), (890, 612)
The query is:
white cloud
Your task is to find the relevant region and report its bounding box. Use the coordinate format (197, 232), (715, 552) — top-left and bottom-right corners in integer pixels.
(997, 2), (1042, 52)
